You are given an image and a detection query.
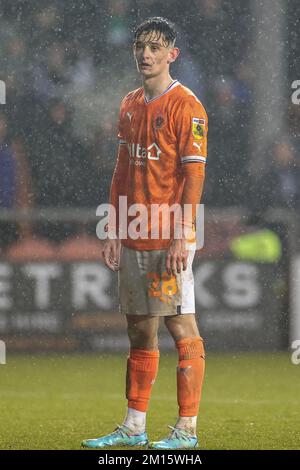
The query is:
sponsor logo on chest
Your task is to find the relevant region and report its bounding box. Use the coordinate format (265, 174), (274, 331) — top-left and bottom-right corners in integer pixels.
(128, 142), (162, 165)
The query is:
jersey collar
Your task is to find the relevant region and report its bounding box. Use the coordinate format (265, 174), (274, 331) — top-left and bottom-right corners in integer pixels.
(144, 80), (180, 104)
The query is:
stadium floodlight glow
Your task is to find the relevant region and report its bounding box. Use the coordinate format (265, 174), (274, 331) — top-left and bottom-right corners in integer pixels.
(0, 80), (6, 104)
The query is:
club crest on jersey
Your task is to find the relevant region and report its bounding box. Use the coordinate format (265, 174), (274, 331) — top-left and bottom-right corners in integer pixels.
(154, 115), (165, 129)
(192, 118), (205, 140)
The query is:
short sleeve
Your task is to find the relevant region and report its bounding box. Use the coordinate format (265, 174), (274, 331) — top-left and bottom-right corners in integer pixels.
(175, 97), (208, 165)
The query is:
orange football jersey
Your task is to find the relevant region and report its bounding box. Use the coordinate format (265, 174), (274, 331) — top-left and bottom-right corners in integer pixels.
(109, 80), (208, 250)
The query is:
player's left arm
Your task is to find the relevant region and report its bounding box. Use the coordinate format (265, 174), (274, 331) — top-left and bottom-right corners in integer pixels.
(166, 97), (208, 275)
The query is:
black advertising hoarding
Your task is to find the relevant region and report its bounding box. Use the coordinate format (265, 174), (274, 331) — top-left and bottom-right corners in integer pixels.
(194, 259), (285, 350)
(0, 258), (285, 352)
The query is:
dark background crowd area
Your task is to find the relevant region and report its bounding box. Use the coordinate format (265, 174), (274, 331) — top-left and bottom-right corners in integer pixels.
(1, 0), (300, 248)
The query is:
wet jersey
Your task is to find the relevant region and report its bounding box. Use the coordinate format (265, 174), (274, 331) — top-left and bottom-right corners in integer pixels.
(109, 80), (208, 250)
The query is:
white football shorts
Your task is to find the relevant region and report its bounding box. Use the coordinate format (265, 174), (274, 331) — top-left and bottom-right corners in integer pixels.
(118, 246), (196, 316)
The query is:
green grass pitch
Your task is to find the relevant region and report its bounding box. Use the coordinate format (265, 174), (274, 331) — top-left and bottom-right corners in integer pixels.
(0, 352), (299, 450)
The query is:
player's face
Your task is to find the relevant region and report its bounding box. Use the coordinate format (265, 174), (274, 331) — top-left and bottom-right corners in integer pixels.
(133, 31), (178, 78)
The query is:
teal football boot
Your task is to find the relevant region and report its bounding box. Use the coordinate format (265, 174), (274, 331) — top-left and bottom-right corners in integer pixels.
(82, 424), (148, 449)
(148, 426), (198, 450)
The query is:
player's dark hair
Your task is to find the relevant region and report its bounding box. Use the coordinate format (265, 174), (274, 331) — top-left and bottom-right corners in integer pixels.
(134, 17), (177, 47)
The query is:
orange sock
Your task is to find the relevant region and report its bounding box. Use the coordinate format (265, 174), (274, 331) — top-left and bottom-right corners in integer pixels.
(126, 348), (159, 412)
(176, 337), (205, 417)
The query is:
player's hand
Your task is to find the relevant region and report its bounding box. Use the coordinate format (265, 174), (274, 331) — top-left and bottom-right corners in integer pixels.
(102, 238), (122, 272)
(166, 238), (188, 275)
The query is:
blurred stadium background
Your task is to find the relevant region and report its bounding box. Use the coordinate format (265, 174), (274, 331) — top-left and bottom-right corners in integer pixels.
(0, 0), (300, 450)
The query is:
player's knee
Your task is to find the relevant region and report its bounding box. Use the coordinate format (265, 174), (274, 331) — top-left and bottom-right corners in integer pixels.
(127, 324), (158, 350)
(164, 314), (199, 341)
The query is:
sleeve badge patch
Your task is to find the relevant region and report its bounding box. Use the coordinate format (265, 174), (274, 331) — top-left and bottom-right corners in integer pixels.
(192, 118), (205, 140)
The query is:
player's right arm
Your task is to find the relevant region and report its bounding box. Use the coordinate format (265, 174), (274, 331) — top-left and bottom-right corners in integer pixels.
(102, 238), (122, 272)
(103, 98), (129, 272)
